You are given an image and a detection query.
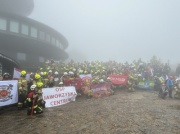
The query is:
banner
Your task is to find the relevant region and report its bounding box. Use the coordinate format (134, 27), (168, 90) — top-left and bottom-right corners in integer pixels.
(91, 83), (111, 98)
(79, 74), (92, 84)
(137, 81), (154, 89)
(42, 86), (77, 108)
(0, 80), (18, 106)
(13, 68), (30, 81)
(109, 74), (128, 85)
(71, 78), (82, 90)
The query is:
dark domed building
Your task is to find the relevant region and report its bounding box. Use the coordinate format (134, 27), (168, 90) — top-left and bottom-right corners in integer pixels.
(0, 0), (69, 75)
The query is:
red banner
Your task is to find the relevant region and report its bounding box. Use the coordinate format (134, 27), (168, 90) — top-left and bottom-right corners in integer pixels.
(109, 74), (128, 85)
(91, 83), (111, 98)
(71, 78), (82, 90)
(64, 78), (82, 90)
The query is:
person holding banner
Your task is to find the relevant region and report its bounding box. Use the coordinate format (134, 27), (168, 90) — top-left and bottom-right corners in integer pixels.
(18, 70), (28, 110)
(59, 81), (65, 87)
(63, 73), (72, 86)
(53, 71), (60, 87)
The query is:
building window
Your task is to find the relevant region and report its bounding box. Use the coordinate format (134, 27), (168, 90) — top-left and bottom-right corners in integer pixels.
(46, 34), (50, 42)
(51, 37), (55, 45)
(39, 57), (45, 63)
(39, 31), (45, 40)
(17, 53), (26, 61)
(56, 39), (59, 47)
(58, 42), (61, 49)
(10, 20), (19, 33)
(0, 18), (7, 31)
(59, 42), (63, 49)
(21, 24), (29, 35)
(30, 27), (37, 38)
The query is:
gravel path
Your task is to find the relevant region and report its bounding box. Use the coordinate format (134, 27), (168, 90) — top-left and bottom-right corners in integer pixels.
(0, 89), (180, 134)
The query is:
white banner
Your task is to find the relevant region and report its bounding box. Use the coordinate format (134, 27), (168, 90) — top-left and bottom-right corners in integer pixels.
(0, 80), (18, 106)
(42, 86), (77, 108)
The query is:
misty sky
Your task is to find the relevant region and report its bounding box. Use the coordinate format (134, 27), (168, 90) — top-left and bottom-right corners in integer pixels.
(30, 0), (180, 63)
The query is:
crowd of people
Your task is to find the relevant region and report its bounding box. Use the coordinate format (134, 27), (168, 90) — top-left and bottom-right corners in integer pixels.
(1, 57), (180, 115)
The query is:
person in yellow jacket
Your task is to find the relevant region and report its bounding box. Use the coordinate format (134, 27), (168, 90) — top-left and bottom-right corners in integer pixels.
(18, 70), (28, 110)
(36, 81), (45, 108)
(36, 81), (44, 95)
(128, 73), (137, 92)
(33, 73), (42, 85)
(42, 72), (49, 88)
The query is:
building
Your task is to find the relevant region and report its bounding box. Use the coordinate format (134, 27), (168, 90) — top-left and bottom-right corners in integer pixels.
(0, 0), (69, 76)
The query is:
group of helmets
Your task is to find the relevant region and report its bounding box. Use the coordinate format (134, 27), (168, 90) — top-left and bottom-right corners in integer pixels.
(30, 82), (43, 91)
(48, 70), (59, 74)
(63, 71), (74, 76)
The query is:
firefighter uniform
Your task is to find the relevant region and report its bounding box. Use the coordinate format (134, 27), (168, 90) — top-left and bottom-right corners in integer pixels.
(26, 85), (44, 115)
(42, 72), (49, 88)
(18, 70), (28, 109)
(128, 74), (136, 92)
(53, 71), (60, 87)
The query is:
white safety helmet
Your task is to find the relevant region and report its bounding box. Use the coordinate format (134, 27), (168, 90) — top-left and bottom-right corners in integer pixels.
(30, 85), (37, 91)
(99, 79), (104, 83)
(54, 71), (59, 75)
(64, 72), (68, 75)
(48, 70), (52, 73)
(176, 78), (180, 82)
(59, 81), (63, 85)
(40, 72), (44, 75)
(69, 71), (74, 75)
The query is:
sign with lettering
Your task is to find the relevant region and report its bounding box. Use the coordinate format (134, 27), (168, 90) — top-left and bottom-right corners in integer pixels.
(109, 74), (128, 85)
(42, 86), (77, 108)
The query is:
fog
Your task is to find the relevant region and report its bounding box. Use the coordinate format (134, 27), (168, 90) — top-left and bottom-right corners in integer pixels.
(30, 0), (180, 64)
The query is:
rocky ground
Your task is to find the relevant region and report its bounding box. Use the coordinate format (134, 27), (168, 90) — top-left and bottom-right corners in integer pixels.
(0, 89), (180, 134)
